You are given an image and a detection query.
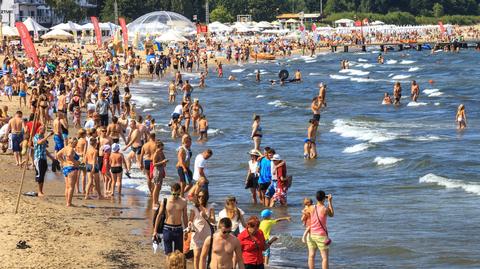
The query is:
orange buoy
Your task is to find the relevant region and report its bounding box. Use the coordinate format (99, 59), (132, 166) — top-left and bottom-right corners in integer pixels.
(428, 79), (434, 84)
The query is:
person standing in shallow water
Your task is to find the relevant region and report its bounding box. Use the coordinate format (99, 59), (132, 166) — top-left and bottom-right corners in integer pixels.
(393, 82), (402, 105)
(251, 115), (262, 151)
(411, 80), (420, 102)
(456, 104), (467, 129)
(306, 191), (334, 269)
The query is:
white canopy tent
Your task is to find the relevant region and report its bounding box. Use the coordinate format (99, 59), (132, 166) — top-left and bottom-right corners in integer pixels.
(51, 22), (82, 31)
(256, 21), (273, 28)
(41, 29), (74, 40)
(2, 26), (19, 37)
(208, 21), (233, 33)
(370, 20), (385, 26)
(334, 19), (355, 27)
(23, 17), (48, 32)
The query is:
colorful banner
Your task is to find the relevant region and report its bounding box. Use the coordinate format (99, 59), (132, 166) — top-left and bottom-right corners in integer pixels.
(15, 22), (39, 69)
(90, 16), (102, 47)
(196, 24), (208, 34)
(438, 21), (446, 34)
(119, 17), (128, 47)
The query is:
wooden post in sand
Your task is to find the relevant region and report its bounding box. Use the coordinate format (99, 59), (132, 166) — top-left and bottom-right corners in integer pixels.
(15, 98), (41, 214)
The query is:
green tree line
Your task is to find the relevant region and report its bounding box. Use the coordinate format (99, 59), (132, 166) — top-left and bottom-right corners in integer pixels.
(48, 0), (480, 24)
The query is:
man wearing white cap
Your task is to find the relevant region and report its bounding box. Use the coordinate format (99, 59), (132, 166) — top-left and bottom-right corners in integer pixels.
(109, 143), (128, 197)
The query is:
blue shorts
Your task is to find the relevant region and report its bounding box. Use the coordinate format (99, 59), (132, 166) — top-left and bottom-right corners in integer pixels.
(177, 167), (193, 185)
(263, 241), (271, 257)
(5, 86), (13, 96)
(163, 224), (183, 255)
(11, 133), (23, 152)
(19, 91), (27, 97)
(54, 134), (64, 151)
(265, 180), (277, 198)
(86, 163), (99, 173)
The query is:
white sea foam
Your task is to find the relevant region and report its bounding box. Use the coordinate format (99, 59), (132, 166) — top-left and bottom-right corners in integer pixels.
(343, 143), (370, 153)
(411, 135), (441, 142)
(386, 59), (398, 64)
(360, 63), (374, 69)
(143, 108), (154, 112)
(268, 100), (288, 108)
(350, 77), (378, 83)
(419, 173), (480, 196)
(305, 60), (317, 63)
(408, 67), (420, 72)
(391, 74), (411, 80)
(231, 69), (245, 73)
(374, 157), (403, 166)
(309, 72), (323, 76)
(330, 119), (396, 143)
(329, 74), (349, 80)
(256, 95), (265, 98)
(400, 60), (416, 64)
(358, 58), (368, 62)
(423, 88), (443, 97)
(388, 73), (394, 77)
(407, 102), (428, 107)
(131, 96), (153, 107)
(339, 69), (370, 76)
(158, 128), (170, 133)
(207, 128), (222, 136)
(434, 102), (440, 106)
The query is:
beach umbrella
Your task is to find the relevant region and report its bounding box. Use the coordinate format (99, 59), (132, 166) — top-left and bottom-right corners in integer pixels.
(2, 26), (19, 37)
(41, 29), (74, 40)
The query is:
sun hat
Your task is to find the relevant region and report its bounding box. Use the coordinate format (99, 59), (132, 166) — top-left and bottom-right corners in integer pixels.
(248, 149), (261, 156)
(261, 209), (273, 219)
(272, 154), (282, 161)
(102, 144), (111, 153)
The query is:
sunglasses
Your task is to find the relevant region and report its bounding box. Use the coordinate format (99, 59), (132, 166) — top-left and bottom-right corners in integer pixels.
(172, 192), (180, 196)
(222, 230), (232, 234)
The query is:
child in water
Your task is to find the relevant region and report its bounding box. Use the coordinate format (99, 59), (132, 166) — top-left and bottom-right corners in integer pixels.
(259, 209), (290, 265)
(456, 104), (467, 129)
(198, 115), (208, 141)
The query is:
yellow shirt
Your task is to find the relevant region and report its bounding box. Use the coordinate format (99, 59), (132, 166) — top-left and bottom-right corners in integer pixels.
(259, 219), (277, 240)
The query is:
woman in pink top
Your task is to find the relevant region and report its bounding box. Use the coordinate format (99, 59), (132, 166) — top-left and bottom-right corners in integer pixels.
(307, 190), (334, 269)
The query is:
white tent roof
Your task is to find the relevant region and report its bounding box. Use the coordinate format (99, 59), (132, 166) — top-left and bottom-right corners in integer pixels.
(208, 21), (233, 32)
(256, 21), (273, 28)
(371, 20), (385, 25)
(271, 21), (281, 25)
(23, 17), (48, 31)
(41, 29), (74, 40)
(51, 22), (82, 31)
(335, 19), (354, 24)
(81, 22), (118, 31)
(285, 18), (298, 23)
(155, 30), (188, 42)
(3, 26), (19, 37)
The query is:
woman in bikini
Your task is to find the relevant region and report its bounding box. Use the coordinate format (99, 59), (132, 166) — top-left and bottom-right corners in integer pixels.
(56, 137), (80, 207)
(251, 115), (262, 151)
(190, 99), (204, 133)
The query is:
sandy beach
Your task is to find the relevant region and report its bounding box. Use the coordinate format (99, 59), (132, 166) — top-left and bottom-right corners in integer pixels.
(0, 93), (173, 268)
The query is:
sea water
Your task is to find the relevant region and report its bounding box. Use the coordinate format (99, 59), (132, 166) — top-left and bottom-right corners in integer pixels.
(127, 50), (480, 268)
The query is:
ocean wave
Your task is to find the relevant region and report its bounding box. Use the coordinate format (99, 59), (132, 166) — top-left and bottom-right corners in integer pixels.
(400, 60), (416, 64)
(391, 74), (411, 80)
(137, 81), (168, 87)
(330, 119), (397, 143)
(143, 108), (154, 112)
(207, 128), (223, 136)
(408, 67), (420, 72)
(419, 173), (480, 195)
(343, 143), (370, 153)
(386, 59), (398, 64)
(231, 69), (245, 73)
(256, 95), (265, 98)
(374, 157), (403, 166)
(309, 72), (323, 76)
(131, 96), (153, 107)
(339, 69), (370, 76)
(329, 74), (349, 80)
(407, 102), (428, 107)
(350, 77), (378, 83)
(305, 60), (317, 63)
(423, 88), (443, 97)
(268, 100), (288, 108)
(358, 58), (368, 62)
(360, 63), (374, 69)
(409, 135), (441, 142)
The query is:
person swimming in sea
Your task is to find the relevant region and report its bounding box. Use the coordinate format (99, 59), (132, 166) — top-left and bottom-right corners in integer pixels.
(377, 54), (384, 64)
(456, 104), (467, 129)
(411, 80), (420, 102)
(382, 92), (392, 105)
(393, 82), (402, 105)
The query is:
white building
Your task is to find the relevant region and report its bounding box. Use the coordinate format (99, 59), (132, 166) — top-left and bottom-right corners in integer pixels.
(1, 0), (97, 27)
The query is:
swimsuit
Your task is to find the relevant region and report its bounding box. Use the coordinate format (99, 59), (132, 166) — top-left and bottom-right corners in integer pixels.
(131, 146), (142, 155)
(110, 166), (123, 174)
(62, 152), (80, 177)
(144, 160), (151, 171)
(86, 163), (99, 173)
(53, 134), (64, 151)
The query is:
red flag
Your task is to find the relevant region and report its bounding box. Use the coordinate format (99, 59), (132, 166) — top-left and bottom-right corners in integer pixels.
(91, 16), (102, 47)
(196, 24), (208, 34)
(15, 22), (39, 69)
(438, 21), (446, 34)
(118, 17), (128, 47)
(299, 25), (305, 32)
(311, 23), (317, 31)
(355, 20), (362, 27)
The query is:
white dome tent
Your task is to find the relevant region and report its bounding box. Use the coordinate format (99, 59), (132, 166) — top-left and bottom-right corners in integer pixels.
(22, 17), (48, 32)
(127, 11), (195, 39)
